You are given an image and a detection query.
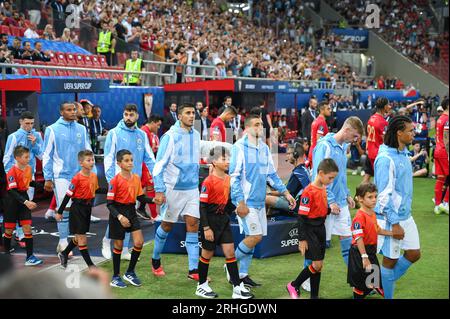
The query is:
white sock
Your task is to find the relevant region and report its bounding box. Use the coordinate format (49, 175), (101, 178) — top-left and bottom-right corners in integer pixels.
(59, 238), (68, 246)
(239, 273), (247, 279)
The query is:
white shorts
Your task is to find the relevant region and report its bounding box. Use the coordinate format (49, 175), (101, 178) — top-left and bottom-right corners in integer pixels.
(161, 188), (200, 223)
(237, 207), (267, 237)
(377, 216), (420, 259)
(325, 205), (352, 240)
(54, 179), (72, 210)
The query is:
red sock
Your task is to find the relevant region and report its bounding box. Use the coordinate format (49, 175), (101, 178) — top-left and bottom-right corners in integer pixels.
(435, 177), (445, 205)
(49, 195), (57, 210)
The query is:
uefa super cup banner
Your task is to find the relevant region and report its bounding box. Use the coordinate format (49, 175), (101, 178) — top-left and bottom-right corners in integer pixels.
(40, 78), (110, 93)
(331, 28), (369, 48)
(156, 217), (300, 259)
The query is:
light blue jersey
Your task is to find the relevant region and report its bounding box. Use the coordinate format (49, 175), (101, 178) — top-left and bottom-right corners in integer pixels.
(374, 144), (413, 224)
(312, 133), (350, 208)
(104, 120), (155, 183)
(3, 128), (43, 174)
(43, 117), (93, 181)
(230, 135), (287, 209)
(153, 121), (200, 193)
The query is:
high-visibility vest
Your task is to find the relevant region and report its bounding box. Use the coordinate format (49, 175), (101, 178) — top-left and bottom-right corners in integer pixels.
(97, 31), (112, 53)
(124, 58), (142, 84)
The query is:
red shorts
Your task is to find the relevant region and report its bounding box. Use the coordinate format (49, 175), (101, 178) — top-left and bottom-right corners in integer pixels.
(435, 156), (449, 176)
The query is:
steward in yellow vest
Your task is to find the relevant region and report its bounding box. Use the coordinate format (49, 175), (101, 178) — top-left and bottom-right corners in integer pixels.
(122, 50), (143, 86)
(97, 22), (116, 66)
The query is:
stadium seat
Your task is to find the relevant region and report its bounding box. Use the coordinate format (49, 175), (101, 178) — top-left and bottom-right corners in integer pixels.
(97, 55), (108, 67)
(65, 53), (77, 66)
(74, 54), (86, 66)
(91, 55), (102, 67)
(55, 52), (67, 64)
(1, 25), (10, 35)
(9, 26), (21, 37)
(33, 62), (50, 76)
(84, 55), (94, 66)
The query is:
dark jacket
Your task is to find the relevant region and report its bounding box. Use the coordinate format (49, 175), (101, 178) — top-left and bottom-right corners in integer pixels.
(301, 108), (316, 142)
(162, 111), (177, 132)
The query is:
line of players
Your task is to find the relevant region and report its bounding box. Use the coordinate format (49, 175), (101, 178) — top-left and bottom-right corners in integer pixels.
(1, 97), (448, 299)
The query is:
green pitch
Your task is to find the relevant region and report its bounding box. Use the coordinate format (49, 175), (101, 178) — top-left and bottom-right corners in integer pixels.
(100, 175), (449, 299)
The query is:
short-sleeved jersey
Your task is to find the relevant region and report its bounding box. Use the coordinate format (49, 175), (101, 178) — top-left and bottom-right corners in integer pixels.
(435, 113), (449, 158)
(67, 172), (99, 199)
(200, 174), (231, 214)
(351, 210), (380, 246)
(366, 113), (388, 160)
(210, 117), (227, 143)
(298, 184), (328, 219)
(7, 165), (32, 191)
(107, 173), (143, 204)
(309, 115), (329, 161)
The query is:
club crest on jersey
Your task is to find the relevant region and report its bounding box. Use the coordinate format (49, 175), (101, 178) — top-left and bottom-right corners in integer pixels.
(9, 176), (14, 182)
(201, 185), (207, 193)
(354, 222), (361, 230)
(137, 138), (142, 144)
(69, 184), (75, 190)
(109, 185), (113, 191)
(301, 197), (310, 205)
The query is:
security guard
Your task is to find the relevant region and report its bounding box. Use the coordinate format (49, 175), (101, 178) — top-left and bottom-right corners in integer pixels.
(122, 50), (143, 86)
(97, 22), (116, 66)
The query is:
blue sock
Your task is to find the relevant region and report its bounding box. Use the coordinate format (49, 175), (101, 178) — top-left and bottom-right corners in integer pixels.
(304, 259), (312, 268)
(15, 224), (24, 240)
(381, 266), (395, 299)
(393, 256), (412, 281)
(123, 233), (131, 252)
(152, 226), (169, 260)
(340, 237), (352, 266)
(57, 211), (69, 240)
(235, 241), (254, 277)
(185, 232), (199, 271)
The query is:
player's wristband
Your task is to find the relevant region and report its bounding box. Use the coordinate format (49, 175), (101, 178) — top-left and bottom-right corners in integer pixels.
(361, 254), (369, 259)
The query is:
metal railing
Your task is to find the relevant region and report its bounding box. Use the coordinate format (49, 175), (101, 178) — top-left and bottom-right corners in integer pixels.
(0, 62), (171, 86)
(1, 61), (350, 90)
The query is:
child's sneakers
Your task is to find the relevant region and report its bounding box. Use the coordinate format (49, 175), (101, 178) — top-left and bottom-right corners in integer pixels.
(232, 282), (254, 299)
(25, 255), (43, 266)
(110, 276), (127, 288)
(195, 282), (218, 299)
(286, 282), (299, 299)
(123, 271), (142, 287)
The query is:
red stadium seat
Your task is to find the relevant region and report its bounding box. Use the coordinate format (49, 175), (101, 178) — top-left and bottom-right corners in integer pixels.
(97, 54), (108, 67)
(9, 26), (21, 37)
(91, 55), (102, 67)
(1, 25), (10, 35)
(33, 61), (50, 76)
(48, 51), (58, 64)
(74, 54), (86, 66)
(65, 53), (77, 66)
(83, 55), (94, 66)
(55, 52), (67, 64)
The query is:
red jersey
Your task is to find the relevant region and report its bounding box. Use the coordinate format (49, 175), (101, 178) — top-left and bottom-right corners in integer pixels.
(141, 125), (159, 154)
(210, 117), (226, 142)
(107, 173), (144, 204)
(298, 184), (328, 219)
(7, 165), (32, 192)
(309, 115), (328, 162)
(435, 113), (449, 158)
(351, 210), (380, 246)
(67, 172), (99, 200)
(366, 113), (388, 160)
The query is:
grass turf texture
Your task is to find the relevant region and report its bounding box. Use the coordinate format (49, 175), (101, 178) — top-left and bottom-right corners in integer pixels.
(101, 175), (449, 299)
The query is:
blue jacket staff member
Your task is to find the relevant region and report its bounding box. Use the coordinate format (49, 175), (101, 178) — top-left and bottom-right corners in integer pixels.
(101, 104), (156, 260)
(3, 111), (43, 243)
(43, 102), (95, 254)
(229, 113), (296, 287)
(375, 116), (421, 299)
(312, 117), (364, 265)
(151, 103), (202, 280)
(265, 141), (310, 215)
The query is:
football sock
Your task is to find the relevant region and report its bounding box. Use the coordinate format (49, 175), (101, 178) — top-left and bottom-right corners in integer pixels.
(152, 226), (168, 260)
(112, 247), (122, 277)
(127, 246), (142, 273)
(226, 257), (240, 287)
(198, 256), (210, 285)
(185, 232), (199, 271)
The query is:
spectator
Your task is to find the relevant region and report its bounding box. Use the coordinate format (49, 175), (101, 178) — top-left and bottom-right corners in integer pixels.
(19, 41), (33, 61)
(0, 33), (8, 50)
(195, 101), (203, 120)
(1, 1), (12, 18)
(409, 142), (429, 177)
(31, 41), (51, 62)
(1, 11), (21, 27)
(60, 28), (78, 44)
(0, 49), (13, 74)
(42, 24), (58, 41)
(51, 0), (66, 38)
(24, 0), (42, 26)
(24, 23), (39, 39)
